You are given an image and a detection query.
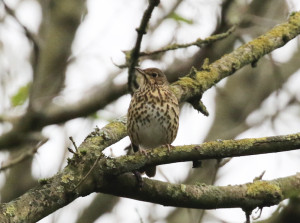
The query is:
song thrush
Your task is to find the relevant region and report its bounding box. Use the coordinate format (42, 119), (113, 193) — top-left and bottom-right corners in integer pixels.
(127, 67), (179, 177)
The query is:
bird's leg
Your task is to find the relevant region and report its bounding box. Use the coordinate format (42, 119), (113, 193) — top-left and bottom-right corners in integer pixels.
(165, 144), (174, 152)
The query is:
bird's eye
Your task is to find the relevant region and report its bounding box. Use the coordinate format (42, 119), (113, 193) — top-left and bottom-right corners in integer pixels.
(151, 73), (158, 78)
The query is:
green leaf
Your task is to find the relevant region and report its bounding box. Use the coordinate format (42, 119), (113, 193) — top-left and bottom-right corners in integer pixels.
(168, 12), (193, 25)
(11, 83), (30, 107)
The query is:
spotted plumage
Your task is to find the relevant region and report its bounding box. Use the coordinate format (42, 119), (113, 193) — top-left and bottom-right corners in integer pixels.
(127, 67), (179, 177)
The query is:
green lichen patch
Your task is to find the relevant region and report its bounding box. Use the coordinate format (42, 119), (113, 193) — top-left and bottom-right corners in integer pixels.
(176, 76), (199, 90)
(194, 70), (218, 91)
(61, 174), (75, 184)
(180, 184), (186, 192)
(169, 85), (183, 100)
(247, 181), (282, 200)
(4, 204), (15, 217)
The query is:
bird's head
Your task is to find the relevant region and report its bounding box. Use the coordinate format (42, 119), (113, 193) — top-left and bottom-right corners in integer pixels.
(135, 67), (168, 86)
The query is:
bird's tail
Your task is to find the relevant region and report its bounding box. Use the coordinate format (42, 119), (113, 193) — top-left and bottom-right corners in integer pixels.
(145, 166), (156, 177)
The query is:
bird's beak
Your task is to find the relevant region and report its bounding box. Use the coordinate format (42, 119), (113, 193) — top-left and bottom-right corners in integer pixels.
(134, 67), (146, 76)
(135, 67), (149, 84)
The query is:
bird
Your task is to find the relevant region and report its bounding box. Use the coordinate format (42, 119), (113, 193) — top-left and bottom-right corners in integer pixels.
(127, 67), (179, 177)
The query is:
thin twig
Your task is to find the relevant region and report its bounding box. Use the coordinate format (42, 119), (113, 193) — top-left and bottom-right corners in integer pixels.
(1, 0), (40, 67)
(119, 25), (235, 69)
(139, 26), (236, 57)
(252, 207), (263, 220)
(127, 0), (160, 93)
(253, 170), (266, 181)
(69, 136), (78, 152)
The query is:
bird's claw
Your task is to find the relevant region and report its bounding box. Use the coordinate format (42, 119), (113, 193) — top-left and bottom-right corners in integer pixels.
(139, 148), (149, 156)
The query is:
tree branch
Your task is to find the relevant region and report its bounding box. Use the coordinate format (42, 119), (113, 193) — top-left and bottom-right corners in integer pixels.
(100, 132), (300, 176)
(0, 122), (300, 222)
(98, 173), (300, 211)
(0, 139), (47, 171)
(29, 0), (85, 112)
(0, 73), (127, 149)
(42, 76), (127, 126)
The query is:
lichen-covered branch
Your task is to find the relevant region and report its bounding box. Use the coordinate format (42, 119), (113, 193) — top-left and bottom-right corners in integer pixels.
(0, 118), (128, 223)
(99, 132), (300, 176)
(0, 116), (299, 222)
(172, 11), (300, 102)
(2, 172), (300, 223)
(99, 173), (300, 211)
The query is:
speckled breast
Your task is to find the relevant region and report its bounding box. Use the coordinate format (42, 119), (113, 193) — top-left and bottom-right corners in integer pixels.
(127, 85), (179, 149)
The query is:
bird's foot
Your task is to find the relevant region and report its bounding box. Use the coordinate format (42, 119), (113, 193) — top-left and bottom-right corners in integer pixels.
(139, 148), (149, 156)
